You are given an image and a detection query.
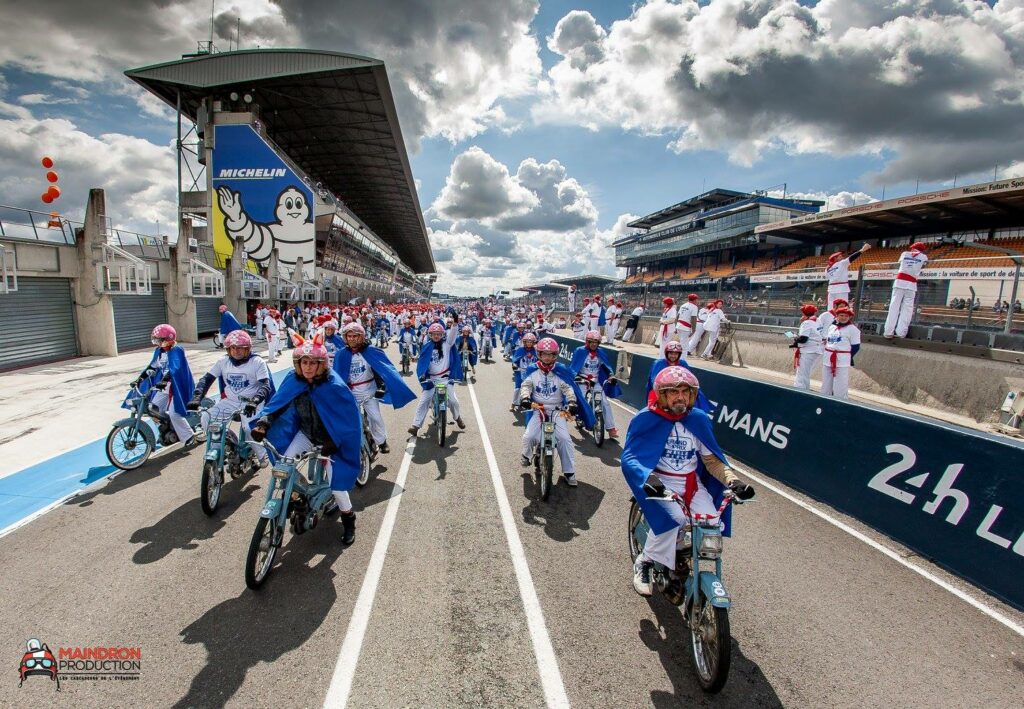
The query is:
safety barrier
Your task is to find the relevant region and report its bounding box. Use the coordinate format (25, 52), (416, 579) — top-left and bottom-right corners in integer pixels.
(547, 332), (1024, 610)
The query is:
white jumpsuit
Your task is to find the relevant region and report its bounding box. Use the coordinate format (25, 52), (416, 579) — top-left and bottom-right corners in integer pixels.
(412, 326), (461, 428)
(821, 322), (861, 400)
(605, 305), (622, 343)
(264, 315), (282, 361)
(641, 423), (721, 568)
(657, 305), (678, 356)
(687, 307), (709, 355)
(825, 257), (853, 309)
(347, 351), (387, 446)
(884, 250), (928, 338)
(793, 317), (823, 390)
(198, 355), (271, 461)
(701, 308), (727, 358)
(519, 367), (577, 478)
(675, 302), (698, 347)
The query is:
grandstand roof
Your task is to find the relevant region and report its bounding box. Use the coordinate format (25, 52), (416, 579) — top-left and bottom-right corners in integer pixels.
(755, 178), (1024, 244)
(550, 274), (619, 287)
(126, 48), (434, 273)
(628, 188), (749, 230)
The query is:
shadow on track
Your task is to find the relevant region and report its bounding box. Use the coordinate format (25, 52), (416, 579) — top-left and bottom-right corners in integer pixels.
(353, 468), (400, 512)
(640, 595), (782, 708)
(129, 481), (261, 564)
(410, 428), (462, 480)
(519, 472), (605, 542)
(172, 533), (345, 708)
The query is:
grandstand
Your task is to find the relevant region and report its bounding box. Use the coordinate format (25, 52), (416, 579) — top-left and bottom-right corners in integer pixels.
(612, 179), (1024, 335)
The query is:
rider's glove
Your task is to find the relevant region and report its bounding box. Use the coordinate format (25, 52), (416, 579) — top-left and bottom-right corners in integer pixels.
(130, 376), (144, 389)
(728, 480), (755, 500)
(567, 401), (580, 417)
(249, 425), (267, 442)
(519, 398), (533, 411)
(419, 378), (434, 391)
(374, 387), (386, 400)
(242, 402), (259, 418)
(154, 379), (169, 391)
(606, 376), (617, 385)
(186, 396), (202, 411)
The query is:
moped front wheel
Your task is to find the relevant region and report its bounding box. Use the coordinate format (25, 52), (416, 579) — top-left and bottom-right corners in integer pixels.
(592, 410), (605, 447)
(106, 423), (154, 470)
(245, 517), (279, 589)
(356, 447), (371, 487)
(200, 460), (223, 516)
(437, 409), (447, 447)
(690, 595), (731, 693)
(627, 500), (645, 562)
(540, 453), (553, 501)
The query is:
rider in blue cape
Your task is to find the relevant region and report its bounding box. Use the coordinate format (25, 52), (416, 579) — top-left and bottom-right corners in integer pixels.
(409, 321), (467, 434)
(218, 306), (244, 336)
(621, 365), (754, 597)
(520, 361), (596, 430)
(252, 334), (362, 545)
(646, 340), (713, 413)
(569, 331), (623, 437)
(454, 325), (478, 375)
(125, 323), (197, 445)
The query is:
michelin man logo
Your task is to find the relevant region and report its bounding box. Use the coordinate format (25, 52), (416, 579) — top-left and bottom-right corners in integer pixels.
(217, 185), (314, 276)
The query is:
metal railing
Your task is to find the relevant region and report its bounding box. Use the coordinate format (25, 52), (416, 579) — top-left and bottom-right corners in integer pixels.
(1, 246), (17, 294)
(0, 204), (79, 245)
(189, 258), (225, 298)
(95, 243), (152, 295)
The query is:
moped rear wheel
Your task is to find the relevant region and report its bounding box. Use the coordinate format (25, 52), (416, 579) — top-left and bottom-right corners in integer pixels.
(245, 517), (279, 589)
(106, 423), (154, 470)
(200, 460), (222, 516)
(690, 596), (731, 693)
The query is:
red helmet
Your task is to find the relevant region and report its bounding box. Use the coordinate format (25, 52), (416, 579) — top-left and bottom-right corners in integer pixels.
(536, 337), (559, 353)
(835, 307), (855, 318)
(653, 365), (699, 391)
(223, 330), (252, 348)
(910, 242), (927, 251)
(663, 297), (674, 306)
(687, 293), (699, 301)
(828, 251), (844, 266)
(801, 304), (818, 317)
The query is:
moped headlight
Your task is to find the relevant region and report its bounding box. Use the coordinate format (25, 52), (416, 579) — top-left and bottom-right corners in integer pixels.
(543, 422), (555, 434)
(272, 467), (290, 479)
(698, 533), (723, 558)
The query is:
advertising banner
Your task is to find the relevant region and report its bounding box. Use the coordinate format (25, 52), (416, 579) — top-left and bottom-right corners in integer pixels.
(211, 124), (315, 280)
(547, 332), (1024, 610)
(751, 266), (1021, 284)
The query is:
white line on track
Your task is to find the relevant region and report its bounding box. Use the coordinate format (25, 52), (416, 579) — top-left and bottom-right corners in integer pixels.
(467, 380), (571, 709)
(323, 438), (415, 708)
(607, 396), (1024, 638)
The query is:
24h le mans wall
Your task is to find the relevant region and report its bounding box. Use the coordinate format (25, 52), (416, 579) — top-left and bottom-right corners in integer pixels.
(548, 333), (1024, 611)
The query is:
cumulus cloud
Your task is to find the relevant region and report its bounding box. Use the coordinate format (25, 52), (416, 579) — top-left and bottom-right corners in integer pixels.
(427, 147), (627, 295)
(769, 189), (878, 210)
(0, 109), (177, 234)
(537, 0), (1024, 182)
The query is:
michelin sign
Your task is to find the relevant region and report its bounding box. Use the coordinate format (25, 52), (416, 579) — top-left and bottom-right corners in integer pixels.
(212, 124), (315, 280)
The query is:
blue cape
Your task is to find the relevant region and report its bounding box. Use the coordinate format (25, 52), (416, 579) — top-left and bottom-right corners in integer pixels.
(646, 358), (713, 414)
(416, 338), (463, 389)
(520, 362), (596, 429)
(219, 310), (244, 336)
(512, 346), (539, 389)
(502, 324), (517, 345)
(255, 369), (362, 491)
(597, 306), (606, 327)
(332, 345), (416, 409)
(125, 346), (195, 416)
(455, 335), (478, 367)
(569, 346), (622, 399)
(621, 407), (732, 537)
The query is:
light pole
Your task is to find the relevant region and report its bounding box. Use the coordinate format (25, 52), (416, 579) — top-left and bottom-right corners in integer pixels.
(940, 236), (1022, 334)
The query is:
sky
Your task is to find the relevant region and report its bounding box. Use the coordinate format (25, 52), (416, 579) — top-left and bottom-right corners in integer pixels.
(1, 0), (1022, 296)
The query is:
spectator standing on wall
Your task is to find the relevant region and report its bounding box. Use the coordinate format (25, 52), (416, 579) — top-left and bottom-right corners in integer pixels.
(791, 304), (823, 390)
(826, 243), (871, 309)
(621, 303), (644, 343)
(821, 306), (860, 400)
(883, 242), (928, 340)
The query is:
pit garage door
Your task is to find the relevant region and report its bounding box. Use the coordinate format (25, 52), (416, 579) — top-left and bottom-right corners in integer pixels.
(0, 276), (78, 370)
(113, 284), (166, 351)
(195, 298), (223, 335)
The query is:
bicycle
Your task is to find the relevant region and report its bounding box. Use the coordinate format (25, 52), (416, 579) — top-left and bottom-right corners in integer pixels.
(627, 487), (747, 692)
(244, 439), (337, 589)
(199, 396), (263, 516)
(106, 385), (210, 470)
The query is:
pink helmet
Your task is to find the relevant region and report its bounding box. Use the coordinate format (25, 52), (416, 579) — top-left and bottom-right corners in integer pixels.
(323, 318), (340, 331)
(218, 304), (228, 313)
(653, 365), (700, 392)
(461, 325), (471, 333)
(522, 332), (538, 344)
(428, 323), (445, 335)
(293, 336), (328, 366)
(585, 330), (602, 341)
(536, 337), (559, 353)
(223, 330), (252, 349)
(342, 322), (365, 336)
(665, 341), (684, 353)
(151, 324), (176, 341)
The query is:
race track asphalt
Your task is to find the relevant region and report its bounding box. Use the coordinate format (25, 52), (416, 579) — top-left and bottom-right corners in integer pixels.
(1, 343), (1021, 707)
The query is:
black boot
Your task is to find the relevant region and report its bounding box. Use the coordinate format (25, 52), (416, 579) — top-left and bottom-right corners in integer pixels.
(341, 511), (356, 546)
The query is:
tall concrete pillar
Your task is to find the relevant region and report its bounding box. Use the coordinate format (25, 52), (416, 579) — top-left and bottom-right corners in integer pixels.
(223, 237), (246, 318)
(166, 219), (198, 343)
(267, 250), (280, 306)
(73, 189), (118, 356)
